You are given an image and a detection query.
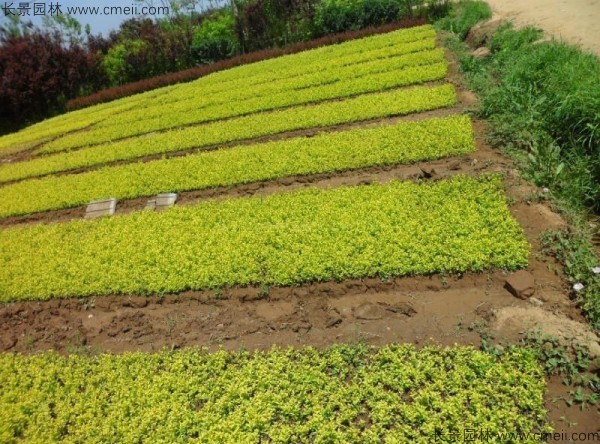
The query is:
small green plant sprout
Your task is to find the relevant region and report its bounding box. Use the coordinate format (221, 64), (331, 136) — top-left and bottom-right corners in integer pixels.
(80, 298), (95, 310)
(558, 416), (578, 428)
(454, 316), (464, 333)
(526, 140), (566, 187)
(259, 284), (270, 299)
(24, 334), (36, 350)
(166, 315), (178, 336)
(468, 319), (488, 335)
(567, 387), (598, 410)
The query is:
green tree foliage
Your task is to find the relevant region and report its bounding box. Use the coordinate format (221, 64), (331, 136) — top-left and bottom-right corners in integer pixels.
(313, 0), (450, 37)
(102, 39), (149, 85)
(191, 11), (239, 64)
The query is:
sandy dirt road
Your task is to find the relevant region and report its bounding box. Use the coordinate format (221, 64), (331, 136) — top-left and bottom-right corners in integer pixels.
(486, 0), (600, 55)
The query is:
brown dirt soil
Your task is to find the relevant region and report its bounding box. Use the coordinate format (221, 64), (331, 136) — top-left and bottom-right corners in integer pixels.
(485, 0), (600, 55)
(1, 42), (598, 438)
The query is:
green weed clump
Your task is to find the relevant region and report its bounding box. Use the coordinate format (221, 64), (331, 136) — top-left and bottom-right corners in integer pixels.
(0, 344), (550, 443)
(450, 22), (600, 212)
(483, 25), (600, 211)
(541, 228), (600, 330)
(438, 14), (600, 328)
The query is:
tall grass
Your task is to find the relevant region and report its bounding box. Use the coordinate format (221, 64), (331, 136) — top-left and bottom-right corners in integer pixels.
(481, 24), (600, 212)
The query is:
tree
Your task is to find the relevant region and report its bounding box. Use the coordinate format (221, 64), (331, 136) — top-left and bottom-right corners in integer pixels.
(0, 29), (104, 132)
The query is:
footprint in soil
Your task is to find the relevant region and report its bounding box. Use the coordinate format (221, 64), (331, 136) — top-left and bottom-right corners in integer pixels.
(353, 302), (416, 321)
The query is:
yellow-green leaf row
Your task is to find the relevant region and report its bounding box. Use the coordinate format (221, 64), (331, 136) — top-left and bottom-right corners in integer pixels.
(0, 88), (175, 156)
(87, 37), (438, 127)
(38, 47), (445, 153)
(0, 115), (474, 218)
(151, 24), (435, 95)
(0, 25), (435, 155)
(0, 176), (529, 302)
(0, 84), (457, 183)
(135, 37), (437, 110)
(0, 344), (551, 443)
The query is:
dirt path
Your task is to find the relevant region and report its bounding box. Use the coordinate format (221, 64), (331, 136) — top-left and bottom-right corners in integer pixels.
(486, 0), (600, 55)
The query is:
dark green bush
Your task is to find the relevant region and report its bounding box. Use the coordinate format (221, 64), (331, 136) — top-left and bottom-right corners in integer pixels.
(233, 0), (317, 52)
(313, 0), (450, 37)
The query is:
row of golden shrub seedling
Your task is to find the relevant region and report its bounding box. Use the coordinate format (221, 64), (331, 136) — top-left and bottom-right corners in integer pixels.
(0, 102), (136, 157)
(0, 86), (176, 156)
(83, 45), (442, 138)
(106, 35), (437, 118)
(0, 84), (457, 183)
(39, 56), (447, 153)
(171, 24), (436, 91)
(0, 25), (435, 155)
(0, 116), (474, 218)
(5, 35), (436, 156)
(0, 344), (550, 443)
(124, 24), (435, 111)
(0, 175), (529, 301)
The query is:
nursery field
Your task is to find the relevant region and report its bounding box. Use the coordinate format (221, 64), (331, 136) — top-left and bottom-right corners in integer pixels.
(0, 23), (597, 441)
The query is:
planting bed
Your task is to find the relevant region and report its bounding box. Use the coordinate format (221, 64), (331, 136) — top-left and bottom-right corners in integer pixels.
(0, 115), (473, 217)
(0, 84), (456, 183)
(0, 175), (528, 301)
(0, 345), (549, 443)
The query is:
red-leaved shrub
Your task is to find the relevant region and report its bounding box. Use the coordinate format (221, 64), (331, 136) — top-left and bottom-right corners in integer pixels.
(0, 30), (104, 132)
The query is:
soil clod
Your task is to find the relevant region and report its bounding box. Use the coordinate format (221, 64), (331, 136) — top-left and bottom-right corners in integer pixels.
(505, 270), (536, 299)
